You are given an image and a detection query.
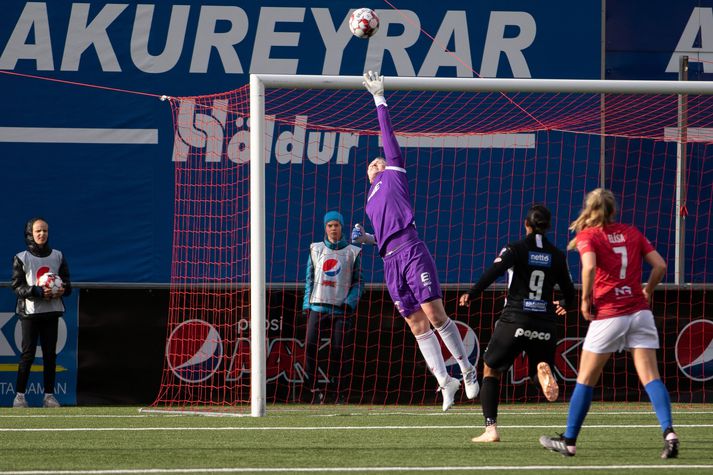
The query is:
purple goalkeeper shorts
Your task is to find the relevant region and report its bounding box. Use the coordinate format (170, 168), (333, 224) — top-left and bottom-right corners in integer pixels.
(383, 240), (443, 317)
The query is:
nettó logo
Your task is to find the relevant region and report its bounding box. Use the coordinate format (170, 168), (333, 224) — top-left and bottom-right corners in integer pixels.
(166, 319), (223, 383)
(675, 319), (713, 382)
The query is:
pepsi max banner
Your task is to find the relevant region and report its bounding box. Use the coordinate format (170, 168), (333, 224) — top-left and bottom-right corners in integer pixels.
(81, 287), (711, 405)
(0, 0), (602, 284)
(2, 1), (712, 286)
(0, 287), (79, 407)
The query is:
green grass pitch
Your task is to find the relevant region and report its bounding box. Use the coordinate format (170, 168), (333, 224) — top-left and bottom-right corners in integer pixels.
(0, 403), (711, 473)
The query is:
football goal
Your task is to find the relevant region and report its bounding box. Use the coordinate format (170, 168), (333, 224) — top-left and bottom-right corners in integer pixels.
(144, 74), (713, 417)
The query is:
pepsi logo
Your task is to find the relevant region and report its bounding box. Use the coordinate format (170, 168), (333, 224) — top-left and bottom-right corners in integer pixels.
(675, 319), (713, 382)
(36, 266), (51, 282)
(438, 320), (480, 377)
(323, 258), (342, 277)
(166, 319), (223, 383)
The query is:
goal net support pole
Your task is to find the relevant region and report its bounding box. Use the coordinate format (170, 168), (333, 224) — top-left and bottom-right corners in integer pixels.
(248, 74), (713, 416)
(250, 75), (267, 417)
(676, 56), (689, 285)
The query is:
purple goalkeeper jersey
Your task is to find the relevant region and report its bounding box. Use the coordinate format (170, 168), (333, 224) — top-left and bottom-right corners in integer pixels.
(365, 104), (417, 256)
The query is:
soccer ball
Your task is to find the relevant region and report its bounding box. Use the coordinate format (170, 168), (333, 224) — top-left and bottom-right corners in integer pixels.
(38, 272), (63, 295)
(349, 8), (379, 39)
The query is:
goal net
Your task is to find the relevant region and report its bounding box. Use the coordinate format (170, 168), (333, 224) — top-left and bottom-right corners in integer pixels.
(147, 76), (713, 415)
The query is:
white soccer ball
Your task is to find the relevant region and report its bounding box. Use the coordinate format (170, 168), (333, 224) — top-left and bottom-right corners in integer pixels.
(349, 8), (379, 39)
(38, 272), (63, 295)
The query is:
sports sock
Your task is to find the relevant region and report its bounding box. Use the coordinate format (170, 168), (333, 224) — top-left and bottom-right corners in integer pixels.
(480, 376), (500, 426)
(645, 379), (673, 432)
(415, 329), (449, 387)
(563, 383), (594, 443)
(435, 318), (473, 373)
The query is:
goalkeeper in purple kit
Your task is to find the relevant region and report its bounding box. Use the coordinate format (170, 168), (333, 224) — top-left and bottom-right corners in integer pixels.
(351, 71), (479, 411)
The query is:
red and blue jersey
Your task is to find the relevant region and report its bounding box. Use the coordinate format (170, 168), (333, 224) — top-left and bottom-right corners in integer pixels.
(576, 223), (655, 319)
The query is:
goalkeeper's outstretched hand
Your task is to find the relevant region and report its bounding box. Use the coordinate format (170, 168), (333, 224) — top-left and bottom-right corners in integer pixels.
(351, 223), (376, 245)
(363, 71), (386, 106)
(363, 71), (383, 97)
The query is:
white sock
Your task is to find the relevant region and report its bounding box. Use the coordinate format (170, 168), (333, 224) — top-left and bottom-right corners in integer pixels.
(16, 392), (25, 397)
(435, 318), (474, 373)
(415, 329), (449, 387)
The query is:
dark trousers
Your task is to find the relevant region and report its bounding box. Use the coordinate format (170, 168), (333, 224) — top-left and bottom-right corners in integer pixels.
(16, 315), (60, 394)
(304, 310), (354, 395)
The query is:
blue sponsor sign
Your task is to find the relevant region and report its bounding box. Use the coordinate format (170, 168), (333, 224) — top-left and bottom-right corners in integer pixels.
(0, 1), (600, 285)
(6, 2), (710, 287)
(523, 299), (547, 313)
(0, 287), (79, 406)
(606, 0), (713, 80)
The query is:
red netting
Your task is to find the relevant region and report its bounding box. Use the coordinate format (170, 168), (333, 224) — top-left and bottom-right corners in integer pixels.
(148, 85), (713, 413)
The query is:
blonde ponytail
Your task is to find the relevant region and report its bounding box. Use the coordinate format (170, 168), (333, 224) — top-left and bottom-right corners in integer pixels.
(567, 188), (616, 250)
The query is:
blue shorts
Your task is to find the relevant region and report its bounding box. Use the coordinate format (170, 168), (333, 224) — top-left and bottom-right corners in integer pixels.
(383, 240), (442, 317)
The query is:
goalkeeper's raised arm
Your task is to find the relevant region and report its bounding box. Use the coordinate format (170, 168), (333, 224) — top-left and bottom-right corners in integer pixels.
(363, 71), (403, 169)
(358, 71), (479, 412)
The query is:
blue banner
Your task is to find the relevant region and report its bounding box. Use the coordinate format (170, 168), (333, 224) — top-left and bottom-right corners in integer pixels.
(0, 287), (79, 406)
(1, 1), (600, 284)
(607, 0), (713, 80)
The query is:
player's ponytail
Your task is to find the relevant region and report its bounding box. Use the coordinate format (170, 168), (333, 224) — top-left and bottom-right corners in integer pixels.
(568, 188), (616, 249)
(526, 204), (551, 234)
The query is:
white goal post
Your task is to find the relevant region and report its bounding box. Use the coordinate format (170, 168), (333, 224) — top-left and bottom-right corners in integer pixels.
(249, 74), (713, 417)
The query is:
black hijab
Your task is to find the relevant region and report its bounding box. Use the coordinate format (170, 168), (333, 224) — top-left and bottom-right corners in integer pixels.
(24, 217), (52, 257)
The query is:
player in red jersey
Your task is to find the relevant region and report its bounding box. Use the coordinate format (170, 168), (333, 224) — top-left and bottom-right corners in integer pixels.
(539, 188), (679, 459)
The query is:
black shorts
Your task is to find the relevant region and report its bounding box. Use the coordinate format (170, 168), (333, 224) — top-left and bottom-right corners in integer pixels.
(483, 318), (557, 379)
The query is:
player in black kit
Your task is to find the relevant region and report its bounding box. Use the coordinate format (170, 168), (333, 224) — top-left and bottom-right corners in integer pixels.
(460, 205), (576, 442)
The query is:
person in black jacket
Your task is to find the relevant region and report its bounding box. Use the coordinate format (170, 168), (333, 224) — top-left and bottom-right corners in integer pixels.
(11, 217), (71, 408)
(459, 205), (576, 442)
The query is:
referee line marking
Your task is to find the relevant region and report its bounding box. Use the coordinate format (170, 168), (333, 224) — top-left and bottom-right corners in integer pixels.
(0, 423), (711, 432)
(0, 127), (158, 144)
(0, 465), (711, 474)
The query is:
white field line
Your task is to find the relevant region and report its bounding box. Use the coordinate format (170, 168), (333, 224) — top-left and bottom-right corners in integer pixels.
(0, 410), (710, 419)
(1, 465), (713, 474)
(351, 410), (713, 417)
(0, 415), (176, 419)
(0, 423), (712, 432)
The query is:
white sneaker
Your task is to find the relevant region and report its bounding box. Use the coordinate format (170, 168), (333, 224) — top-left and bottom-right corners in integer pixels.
(13, 394), (28, 408)
(43, 394), (60, 408)
(438, 377), (461, 412)
(463, 367), (480, 399)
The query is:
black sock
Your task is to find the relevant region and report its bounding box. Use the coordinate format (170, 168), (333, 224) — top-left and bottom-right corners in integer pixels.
(481, 376), (500, 426)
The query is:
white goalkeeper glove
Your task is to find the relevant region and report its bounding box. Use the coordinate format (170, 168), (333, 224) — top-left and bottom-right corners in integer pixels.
(351, 223), (376, 246)
(363, 70), (387, 107)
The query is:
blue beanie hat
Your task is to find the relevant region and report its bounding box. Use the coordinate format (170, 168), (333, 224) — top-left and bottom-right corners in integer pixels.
(323, 210), (344, 227)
